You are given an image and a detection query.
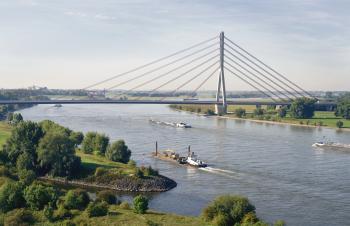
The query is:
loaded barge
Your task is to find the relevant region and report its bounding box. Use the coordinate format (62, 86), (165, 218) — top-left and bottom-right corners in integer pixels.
(152, 143), (207, 167)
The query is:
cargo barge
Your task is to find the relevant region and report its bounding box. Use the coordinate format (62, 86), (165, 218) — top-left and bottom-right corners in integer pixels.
(152, 143), (207, 168)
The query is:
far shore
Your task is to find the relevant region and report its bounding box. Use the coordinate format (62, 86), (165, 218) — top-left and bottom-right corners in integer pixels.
(171, 108), (350, 132)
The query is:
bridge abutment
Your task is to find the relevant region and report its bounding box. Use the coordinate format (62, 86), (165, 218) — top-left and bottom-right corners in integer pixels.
(215, 104), (227, 115)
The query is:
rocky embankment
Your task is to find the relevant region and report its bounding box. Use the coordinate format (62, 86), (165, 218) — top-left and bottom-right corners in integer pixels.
(39, 174), (177, 192)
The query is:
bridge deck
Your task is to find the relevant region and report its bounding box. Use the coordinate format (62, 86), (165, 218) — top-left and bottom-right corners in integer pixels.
(0, 99), (335, 107)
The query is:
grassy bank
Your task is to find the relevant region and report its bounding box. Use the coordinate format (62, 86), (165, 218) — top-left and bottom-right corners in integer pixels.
(170, 104), (350, 129)
(0, 122), (11, 146)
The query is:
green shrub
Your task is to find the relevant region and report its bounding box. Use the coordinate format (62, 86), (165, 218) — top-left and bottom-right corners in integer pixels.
(212, 213), (230, 226)
(133, 195), (148, 214)
(336, 120), (344, 128)
(43, 205), (54, 222)
(24, 183), (58, 210)
(202, 195), (255, 225)
(241, 212), (259, 224)
(96, 190), (117, 205)
(0, 166), (9, 177)
(82, 132), (109, 155)
(55, 204), (72, 220)
(105, 140), (131, 163)
(119, 201), (130, 210)
(0, 182), (25, 212)
(64, 189), (90, 210)
(235, 108), (246, 118)
(4, 208), (35, 226)
(253, 108), (265, 116)
(277, 107), (287, 118)
(206, 109), (215, 115)
(134, 168), (144, 178)
(141, 166), (159, 177)
(85, 201), (109, 217)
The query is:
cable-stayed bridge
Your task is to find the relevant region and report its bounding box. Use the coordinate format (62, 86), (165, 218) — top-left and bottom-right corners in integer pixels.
(2, 32), (329, 114)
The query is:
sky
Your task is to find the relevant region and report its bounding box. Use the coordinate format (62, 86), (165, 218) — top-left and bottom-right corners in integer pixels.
(0, 0), (349, 91)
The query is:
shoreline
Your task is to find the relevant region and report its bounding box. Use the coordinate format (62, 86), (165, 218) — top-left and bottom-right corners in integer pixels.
(171, 108), (350, 132)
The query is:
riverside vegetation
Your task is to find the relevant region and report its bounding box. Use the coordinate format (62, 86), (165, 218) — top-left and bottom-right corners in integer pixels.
(170, 95), (350, 129)
(0, 117), (285, 225)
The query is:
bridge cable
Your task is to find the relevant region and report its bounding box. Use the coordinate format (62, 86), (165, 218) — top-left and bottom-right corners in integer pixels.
(82, 35), (218, 90)
(225, 37), (316, 99)
(225, 43), (302, 99)
(224, 66), (279, 102)
(225, 55), (292, 102)
(137, 54), (220, 100)
(115, 48), (219, 97)
(160, 60), (220, 100)
(107, 44), (219, 90)
(225, 47), (299, 99)
(190, 66), (221, 97)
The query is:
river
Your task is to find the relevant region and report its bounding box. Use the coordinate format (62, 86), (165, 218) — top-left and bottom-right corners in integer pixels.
(19, 104), (350, 225)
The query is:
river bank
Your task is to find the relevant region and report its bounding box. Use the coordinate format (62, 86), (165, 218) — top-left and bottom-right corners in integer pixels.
(169, 105), (350, 131)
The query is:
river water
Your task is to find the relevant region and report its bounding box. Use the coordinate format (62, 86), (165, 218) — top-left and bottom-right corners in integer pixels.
(19, 104), (350, 225)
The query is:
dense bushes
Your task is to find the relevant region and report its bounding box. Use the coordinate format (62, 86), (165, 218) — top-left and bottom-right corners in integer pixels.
(64, 189), (90, 210)
(133, 195), (149, 214)
(4, 208), (35, 226)
(82, 132), (109, 155)
(96, 190), (117, 205)
(335, 93), (350, 119)
(235, 108), (246, 118)
(0, 181), (25, 213)
(105, 140), (131, 163)
(23, 183), (58, 210)
(202, 195), (256, 226)
(85, 201), (109, 217)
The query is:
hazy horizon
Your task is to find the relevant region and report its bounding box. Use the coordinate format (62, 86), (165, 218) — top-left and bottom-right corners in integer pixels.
(1, 0), (349, 91)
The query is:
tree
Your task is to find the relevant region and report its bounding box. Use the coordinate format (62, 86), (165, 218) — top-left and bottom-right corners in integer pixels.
(235, 108), (246, 118)
(0, 182), (25, 212)
(105, 140), (131, 163)
(3, 121), (43, 165)
(37, 131), (81, 177)
(40, 120), (83, 147)
(63, 189), (90, 210)
(336, 120), (344, 128)
(11, 113), (24, 125)
(85, 201), (109, 217)
(133, 195), (148, 214)
(69, 131), (84, 147)
(82, 132), (109, 155)
(202, 195), (255, 226)
(23, 183), (58, 210)
(290, 98), (317, 119)
(16, 152), (35, 172)
(277, 107), (287, 118)
(335, 93), (350, 120)
(96, 190), (117, 205)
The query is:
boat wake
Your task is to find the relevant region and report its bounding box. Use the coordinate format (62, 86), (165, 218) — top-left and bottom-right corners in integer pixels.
(199, 167), (239, 178)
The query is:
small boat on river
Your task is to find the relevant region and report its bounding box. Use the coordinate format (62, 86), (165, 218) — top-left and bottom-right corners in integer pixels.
(149, 119), (191, 128)
(312, 141), (350, 149)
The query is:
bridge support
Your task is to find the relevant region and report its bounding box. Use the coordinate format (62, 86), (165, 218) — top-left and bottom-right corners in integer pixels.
(215, 31), (227, 115)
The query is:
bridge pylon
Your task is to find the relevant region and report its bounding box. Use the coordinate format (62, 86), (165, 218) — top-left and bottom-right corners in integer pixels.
(215, 31), (227, 115)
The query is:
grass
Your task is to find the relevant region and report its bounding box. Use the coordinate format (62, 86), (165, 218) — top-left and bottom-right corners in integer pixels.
(39, 205), (210, 226)
(281, 111), (350, 128)
(0, 122), (11, 146)
(76, 150), (135, 176)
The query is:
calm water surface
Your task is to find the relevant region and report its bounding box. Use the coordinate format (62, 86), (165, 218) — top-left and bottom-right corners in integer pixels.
(19, 105), (350, 226)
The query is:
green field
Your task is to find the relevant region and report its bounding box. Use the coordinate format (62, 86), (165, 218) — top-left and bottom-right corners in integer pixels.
(0, 122), (11, 146)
